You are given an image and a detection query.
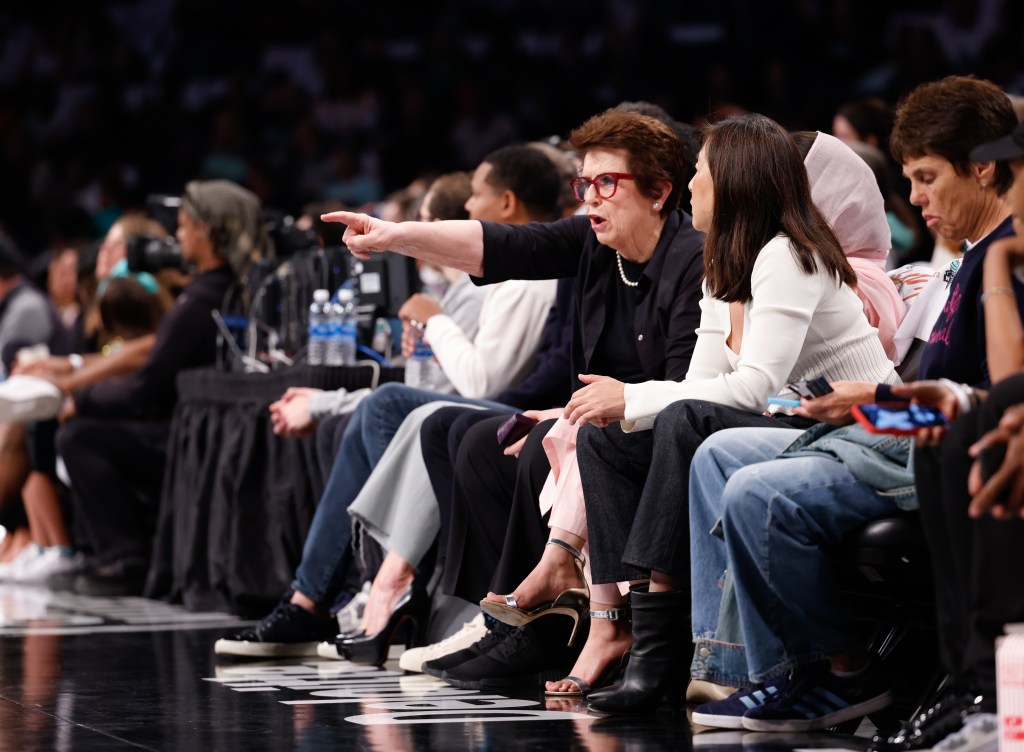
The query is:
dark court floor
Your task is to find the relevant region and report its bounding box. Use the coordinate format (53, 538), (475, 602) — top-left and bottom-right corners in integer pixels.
(0, 585), (872, 751)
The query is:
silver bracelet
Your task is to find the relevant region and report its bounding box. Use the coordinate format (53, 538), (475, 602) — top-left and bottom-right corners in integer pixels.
(980, 286), (1015, 305)
(939, 378), (975, 414)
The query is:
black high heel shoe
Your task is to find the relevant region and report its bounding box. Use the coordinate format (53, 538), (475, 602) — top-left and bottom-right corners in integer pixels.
(480, 538), (590, 646)
(335, 583), (429, 666)
(586, 585), (688, 714)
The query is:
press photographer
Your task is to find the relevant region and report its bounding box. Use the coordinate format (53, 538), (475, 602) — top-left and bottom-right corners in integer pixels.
(55, 178), (271, 596)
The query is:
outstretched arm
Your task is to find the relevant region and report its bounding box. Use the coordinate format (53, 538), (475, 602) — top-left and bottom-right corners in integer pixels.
(321, 211), (485, 276)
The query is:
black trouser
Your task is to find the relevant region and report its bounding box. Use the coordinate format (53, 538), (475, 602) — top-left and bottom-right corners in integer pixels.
(432, 413), (556, 602)
(420, 407), (496, 555)
(577, 399), (814, 585)
(56, 417), (169, 570)
(915, 372), (1024, 704)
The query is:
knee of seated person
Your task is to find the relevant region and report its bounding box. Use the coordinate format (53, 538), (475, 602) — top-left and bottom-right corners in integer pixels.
(456, 416), (504, 464)
(575, 421), (603, 451)
(653, 399), (717, 431)
(691, 436), (720, 469)
(419, 407), (450, 442)
(364, 381), (404, 407)
(352, 382), (402, 430)
(518, 421), (550, 462)
(720, 468), (772, 520)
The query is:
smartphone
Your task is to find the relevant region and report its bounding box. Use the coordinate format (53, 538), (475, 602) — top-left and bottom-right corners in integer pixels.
(767, 397), (801, 408)
(851, 402), (949, 435)
(496, 413), (539, 446)
(788, 377), (834, 399)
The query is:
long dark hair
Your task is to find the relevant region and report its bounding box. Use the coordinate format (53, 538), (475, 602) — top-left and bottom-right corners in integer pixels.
(702, 114), (856, 302)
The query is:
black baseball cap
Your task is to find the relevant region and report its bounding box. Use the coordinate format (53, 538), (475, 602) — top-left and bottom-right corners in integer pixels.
(970, 119), (1024, 162)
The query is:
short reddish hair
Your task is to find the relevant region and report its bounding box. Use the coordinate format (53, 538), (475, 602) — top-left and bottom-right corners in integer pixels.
(569, 109), (685, 217)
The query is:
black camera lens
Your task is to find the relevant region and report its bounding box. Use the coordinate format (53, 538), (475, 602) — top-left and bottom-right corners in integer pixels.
(126, 235), (185, 274)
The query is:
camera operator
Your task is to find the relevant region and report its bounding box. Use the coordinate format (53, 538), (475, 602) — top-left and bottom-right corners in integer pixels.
(56, 179), (268, 596)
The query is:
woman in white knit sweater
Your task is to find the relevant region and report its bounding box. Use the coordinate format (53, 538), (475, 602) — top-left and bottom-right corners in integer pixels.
(480, 114), (898, 710)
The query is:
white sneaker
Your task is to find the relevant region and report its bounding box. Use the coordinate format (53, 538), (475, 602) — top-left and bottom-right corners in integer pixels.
(0, 544), (43, 581)
(316, 640), (346, 660)
(932, 712), (998, 752)
(399, 613), (486, 673)
(0, 376), (63, 424)
(15, 547), (84, 584)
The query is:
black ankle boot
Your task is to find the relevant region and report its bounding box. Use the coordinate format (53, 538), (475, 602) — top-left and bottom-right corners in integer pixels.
(587, 585), (687, 714)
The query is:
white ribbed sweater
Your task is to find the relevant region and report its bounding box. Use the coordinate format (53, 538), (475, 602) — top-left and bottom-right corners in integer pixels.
(622, 236), (899, 431)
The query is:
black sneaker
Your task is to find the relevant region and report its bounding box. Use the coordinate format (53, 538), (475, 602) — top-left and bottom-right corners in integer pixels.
(214, 600), (337, 658)
(440, 623), (572, 690)
(741, 662), (892, 732)
(691, 679), (789, 729)
(422, 618), (510, 678)
(72, 560), (147, 597)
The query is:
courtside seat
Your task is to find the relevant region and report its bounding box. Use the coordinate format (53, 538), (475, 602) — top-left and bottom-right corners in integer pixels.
(830, 512), (943, 730)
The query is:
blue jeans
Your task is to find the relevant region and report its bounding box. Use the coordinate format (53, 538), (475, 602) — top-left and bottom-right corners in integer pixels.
(688, 426), (902, 685)
(291, 382), (514, 604)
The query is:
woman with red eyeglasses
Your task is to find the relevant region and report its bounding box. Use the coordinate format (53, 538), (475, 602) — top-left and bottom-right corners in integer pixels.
(465, 115), (901, 705)
(324, 113), (896, 699)
(321, 107), (706, 682)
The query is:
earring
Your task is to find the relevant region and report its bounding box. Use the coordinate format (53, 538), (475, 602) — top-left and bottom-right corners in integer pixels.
(981, 181), (989, 188)
(652, 201), (662, 210)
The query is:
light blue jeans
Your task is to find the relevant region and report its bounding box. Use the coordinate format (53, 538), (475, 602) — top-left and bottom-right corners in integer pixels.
(688, 426), (902, 685)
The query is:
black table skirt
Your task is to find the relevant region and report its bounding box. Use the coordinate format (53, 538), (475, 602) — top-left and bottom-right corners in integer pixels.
(145, 364), (404, 617)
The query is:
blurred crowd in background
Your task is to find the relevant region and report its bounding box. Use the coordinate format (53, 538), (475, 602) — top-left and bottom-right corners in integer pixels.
(0, 0), (1022, 260)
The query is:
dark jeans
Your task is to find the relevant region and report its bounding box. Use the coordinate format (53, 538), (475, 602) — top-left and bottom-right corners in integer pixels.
(57, 416), (169, 569)
(576, 399), (814, 585)
(915, 372), (1024, 703)
(438, 414), (555, 602)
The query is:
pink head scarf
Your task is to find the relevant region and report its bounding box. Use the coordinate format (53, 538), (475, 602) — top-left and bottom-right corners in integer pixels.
(804, 132), (905, 362)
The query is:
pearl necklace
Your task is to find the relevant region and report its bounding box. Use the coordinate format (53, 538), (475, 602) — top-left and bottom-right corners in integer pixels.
(616, 252), (641, 287)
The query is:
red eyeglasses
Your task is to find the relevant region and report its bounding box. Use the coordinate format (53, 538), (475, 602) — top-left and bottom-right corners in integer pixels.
(569, 172), (635, 202)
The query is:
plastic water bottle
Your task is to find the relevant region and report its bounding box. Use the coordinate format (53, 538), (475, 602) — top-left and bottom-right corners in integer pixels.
(372, 317), (393, 360)
(404, 339), (444, 390)
(327, 288), (358, 366)
(307, 289), (331, 365)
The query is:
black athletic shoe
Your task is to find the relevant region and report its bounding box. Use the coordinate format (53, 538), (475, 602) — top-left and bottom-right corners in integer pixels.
(214, 600), (337, 659)
(440, 623), (573, 690)
(422, 618), (511, 678)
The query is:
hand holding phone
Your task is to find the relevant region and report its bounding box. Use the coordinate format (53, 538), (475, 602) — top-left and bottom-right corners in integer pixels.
(788, 377), (834, 400)
(767, 397), (801, 408)
(496, 413), (539, 446)
(851, 402), (949, 435)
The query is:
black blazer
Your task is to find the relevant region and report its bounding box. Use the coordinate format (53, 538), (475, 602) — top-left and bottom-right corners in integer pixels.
(474, 210), (705, 390)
